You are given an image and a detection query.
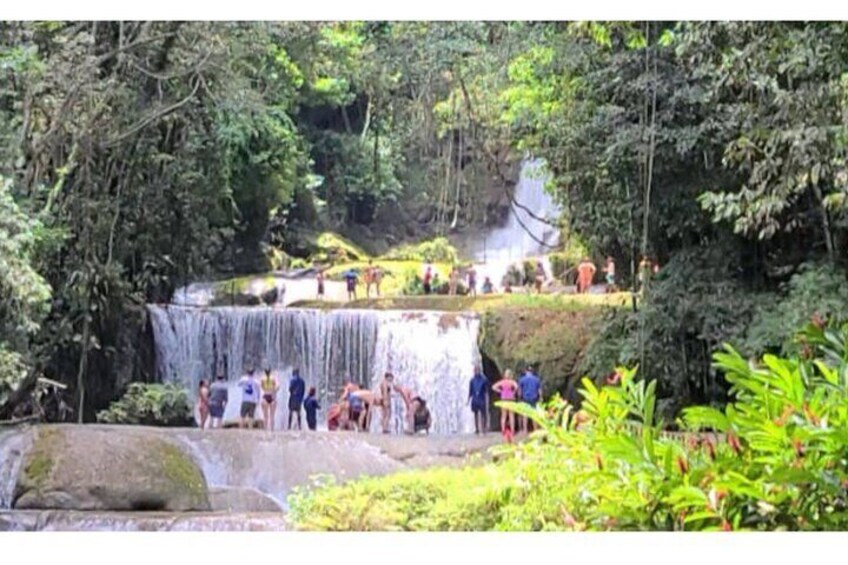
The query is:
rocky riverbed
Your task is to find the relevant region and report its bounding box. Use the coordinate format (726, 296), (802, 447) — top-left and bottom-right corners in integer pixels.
(0, 424), (502, 531)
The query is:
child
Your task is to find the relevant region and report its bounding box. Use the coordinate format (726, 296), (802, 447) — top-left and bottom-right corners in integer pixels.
(304, 387), (320, 431)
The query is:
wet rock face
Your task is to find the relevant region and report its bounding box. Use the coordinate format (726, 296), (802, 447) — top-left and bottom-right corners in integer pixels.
(13, 426), (210, 512)
(208, 487), (283, 513)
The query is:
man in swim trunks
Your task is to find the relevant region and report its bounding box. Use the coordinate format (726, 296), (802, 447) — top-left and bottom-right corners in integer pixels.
(344, 269), (358, 301)
(208, 374), (229, 429)
(517, 365), (543, 434)
(468, 365), (489, 434)
(237, 367), (260, 429)
(288, 368), (306, 430)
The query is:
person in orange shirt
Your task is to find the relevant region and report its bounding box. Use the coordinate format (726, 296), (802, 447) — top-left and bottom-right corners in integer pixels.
(576, 257), (596, 294)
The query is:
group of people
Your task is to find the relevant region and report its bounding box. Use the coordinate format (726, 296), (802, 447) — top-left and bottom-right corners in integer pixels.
(575, 255), (660, 294)
(195, 367), (320, 431)
(195, 368), (433, 435)
(468, 365), (543, 438)
(326, 372), (432, 435)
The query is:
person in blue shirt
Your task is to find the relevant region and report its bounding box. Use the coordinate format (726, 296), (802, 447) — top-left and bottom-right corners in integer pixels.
(303, 386), (320, 431)
(467, 366), (489, 434)
(288, 368), (306, 430)
(518, 365), (543, 434)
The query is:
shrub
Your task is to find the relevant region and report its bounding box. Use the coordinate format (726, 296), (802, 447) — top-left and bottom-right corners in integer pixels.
(382, 237), (458, 264)
(313, 232), (369, 264)
(96, 382), (194, 427)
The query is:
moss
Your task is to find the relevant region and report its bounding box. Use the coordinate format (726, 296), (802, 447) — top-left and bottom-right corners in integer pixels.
(21, 428), (61, 491)
(155, 441), (207, 500)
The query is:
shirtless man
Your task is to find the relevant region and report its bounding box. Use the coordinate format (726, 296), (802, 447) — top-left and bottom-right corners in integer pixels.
(364, 260), (376, 298)
(350, 388), (381, 431)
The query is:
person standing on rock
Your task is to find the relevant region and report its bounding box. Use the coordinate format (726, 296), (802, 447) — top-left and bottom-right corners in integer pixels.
(304, 387), (320, 431)
(197, 379), (210, 429)
(373, 263), (383, 297)
(378, 372), (394, 433)
(518, 365), (543, 434)
(208, 374), (228, 429)
(364, 260), (376, 298)
(288, 368), (306, 430)
(468, 366), (489, 434)
(237, 368), (260, 429)
(603, 256), (616, 293)
(316, 270), (325, 300)
(344, 269), (358, 301)
(492, 369), (519, 435)
(260, 368), (279, 431)
(534, 261), (546, 294)
(422, 265), (433, 295)
(467, 266), (478, 297)
(576, 257), (596, 294)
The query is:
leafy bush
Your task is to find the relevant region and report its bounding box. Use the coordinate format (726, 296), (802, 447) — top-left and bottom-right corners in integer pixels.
(382, 237), (458, 264)
(742, 263), (848, 356)
(289, 320), (848, 531)
(313, 232), (369, 264)
(96, 382), (194, 427)
(548, 252), (571, 280)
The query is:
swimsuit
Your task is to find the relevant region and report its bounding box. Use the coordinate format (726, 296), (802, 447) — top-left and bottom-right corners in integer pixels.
(498, 383), (516, 401)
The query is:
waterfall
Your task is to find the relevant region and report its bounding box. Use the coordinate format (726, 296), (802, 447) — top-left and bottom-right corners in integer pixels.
(468, 159), (560, 289)
(148, 306), (480, 434)
(0, 428), (33, 509)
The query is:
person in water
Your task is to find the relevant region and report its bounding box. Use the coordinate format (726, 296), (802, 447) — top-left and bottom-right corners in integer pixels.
(327, 403), (339, 430)
(344, 269), (358, 301)
(350, 388), (380, 431)
(260, 368), (279, 431)
(481, 276), (494, 294)
(316, 270), (325, 300)
(208, 374), (229, 429)
(237, 367), (260, 429)
(304, 387), (320, 431)
(412, 398), (432, 434)
(603, 256), (616, 293)
(576, 257), (596, 294)
(288, 368), (306, 430)
(492, 369), (519, 435)
(197, 379), (210, 429)
(468, 366), (489, 434)
(517, 365), (543, 434)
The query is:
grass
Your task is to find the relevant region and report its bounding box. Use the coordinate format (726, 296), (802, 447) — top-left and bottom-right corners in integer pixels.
(291, 291), (633, 313)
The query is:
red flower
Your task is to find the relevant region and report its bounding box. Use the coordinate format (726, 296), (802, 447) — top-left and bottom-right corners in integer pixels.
(727, 432), (742, 455)
(703, 437), (717, 460)
(676, 455), (689, 475)
(792, 438), (805, 458)
(721, 519), (732, 531)
(606, 371), (621, 386)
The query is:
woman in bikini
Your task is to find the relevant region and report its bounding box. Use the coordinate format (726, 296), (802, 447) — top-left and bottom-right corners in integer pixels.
(260, 368), (279, 431)
(197, 379), (210, 429)
(492, 369), (519, 434)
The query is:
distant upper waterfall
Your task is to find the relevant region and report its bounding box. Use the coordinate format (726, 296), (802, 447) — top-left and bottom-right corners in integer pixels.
(147, 306), (480, 434)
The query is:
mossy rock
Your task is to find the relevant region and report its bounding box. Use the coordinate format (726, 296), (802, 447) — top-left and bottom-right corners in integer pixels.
(13, 426), (210, 511)
(479, 306), (606, 400)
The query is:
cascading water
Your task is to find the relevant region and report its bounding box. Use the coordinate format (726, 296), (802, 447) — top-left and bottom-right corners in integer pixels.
(0, 428), (33, 509)
(462, 158), (560, 289)
(148, 306), (480, 434)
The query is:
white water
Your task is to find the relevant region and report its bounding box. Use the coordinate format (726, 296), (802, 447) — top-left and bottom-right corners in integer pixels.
(148, 306), (480, 434)
(464, 159), (560, 290)
(0, 428), (33, 509)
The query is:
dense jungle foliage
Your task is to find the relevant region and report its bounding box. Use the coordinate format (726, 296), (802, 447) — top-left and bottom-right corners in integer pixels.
(2, 21), (848, 420)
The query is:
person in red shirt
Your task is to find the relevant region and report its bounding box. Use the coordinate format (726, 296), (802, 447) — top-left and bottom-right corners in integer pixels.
(576, 257), (596, 294)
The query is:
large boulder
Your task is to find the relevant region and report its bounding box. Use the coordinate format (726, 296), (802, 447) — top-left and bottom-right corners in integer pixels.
(13, 426), (210, 511)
